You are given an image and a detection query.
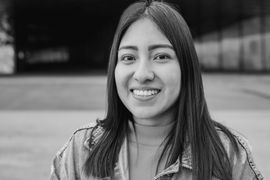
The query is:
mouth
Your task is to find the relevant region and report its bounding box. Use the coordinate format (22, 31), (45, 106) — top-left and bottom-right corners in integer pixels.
(130, 88), (161, 97)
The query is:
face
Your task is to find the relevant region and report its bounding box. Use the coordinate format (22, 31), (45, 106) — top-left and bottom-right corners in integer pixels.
(115, 18), (181, 126)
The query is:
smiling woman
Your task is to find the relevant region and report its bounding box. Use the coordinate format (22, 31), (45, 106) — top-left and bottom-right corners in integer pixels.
(115, 18), (181, 126)
(50, 1), (263, 180)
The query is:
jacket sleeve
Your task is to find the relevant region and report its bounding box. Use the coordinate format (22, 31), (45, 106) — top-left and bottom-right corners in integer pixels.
(49, 126), (94, 180)
(232, 134), (264, 180)
(50, 135), (79, 180)
(50, 150), (65, 180)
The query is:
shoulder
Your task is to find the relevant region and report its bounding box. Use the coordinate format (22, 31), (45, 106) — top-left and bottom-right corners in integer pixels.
(217, 128), (264, 180)
(56, 120), (105, 157)
(50, 120), (106, 179)
(57, 123), (94, 156)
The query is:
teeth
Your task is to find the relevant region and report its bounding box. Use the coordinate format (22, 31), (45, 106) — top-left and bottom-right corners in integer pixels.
(133, 89), (159, 96)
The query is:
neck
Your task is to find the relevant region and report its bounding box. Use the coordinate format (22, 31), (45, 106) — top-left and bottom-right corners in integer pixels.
(129, 120), (174, 146)
(133, 106), (177, 126)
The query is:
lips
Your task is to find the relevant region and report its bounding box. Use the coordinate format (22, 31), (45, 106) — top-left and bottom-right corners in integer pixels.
(130, 88), (161, 97)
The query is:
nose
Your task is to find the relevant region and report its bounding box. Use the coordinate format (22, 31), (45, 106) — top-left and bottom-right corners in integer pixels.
(133, 60), (154, 83)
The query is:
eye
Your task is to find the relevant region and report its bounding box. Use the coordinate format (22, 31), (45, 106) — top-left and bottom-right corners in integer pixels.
(122, 55), (135, 61)
(153, 54), (171, 62)
(119, 55), (136, 64)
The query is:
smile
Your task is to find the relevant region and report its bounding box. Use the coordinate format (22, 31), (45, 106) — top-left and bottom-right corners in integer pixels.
(131, 89), (161, 97)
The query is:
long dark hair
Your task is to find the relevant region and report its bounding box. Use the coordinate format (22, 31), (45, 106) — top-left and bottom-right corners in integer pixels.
(84, 1), (239, 180)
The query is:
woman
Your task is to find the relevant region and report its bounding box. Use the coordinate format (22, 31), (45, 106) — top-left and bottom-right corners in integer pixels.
(50, 1), (263, 180)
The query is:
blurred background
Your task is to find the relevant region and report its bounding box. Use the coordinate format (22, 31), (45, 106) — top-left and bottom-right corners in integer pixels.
(0, 0), (269, 179)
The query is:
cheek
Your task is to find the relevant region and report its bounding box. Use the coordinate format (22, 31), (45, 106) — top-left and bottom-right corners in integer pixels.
(164, 66), (181, 96)
(114, 64), (131, 94)
(114, 65), (124, 93)
(114, 65), (121, 86)
(168, 75), (181, 94)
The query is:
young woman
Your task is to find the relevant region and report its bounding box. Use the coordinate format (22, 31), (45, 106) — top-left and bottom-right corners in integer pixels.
(50, 1), (263, 180)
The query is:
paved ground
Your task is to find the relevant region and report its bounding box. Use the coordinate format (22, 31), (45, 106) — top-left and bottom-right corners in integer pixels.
(0, 75), (107, 110)
(0, 74), (269, 180)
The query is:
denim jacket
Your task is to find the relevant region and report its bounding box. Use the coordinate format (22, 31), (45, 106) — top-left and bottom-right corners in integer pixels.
(50, 122), (263, 180)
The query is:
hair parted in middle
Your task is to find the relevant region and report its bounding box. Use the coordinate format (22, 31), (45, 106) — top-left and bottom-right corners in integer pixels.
(84, 1), (239, 180)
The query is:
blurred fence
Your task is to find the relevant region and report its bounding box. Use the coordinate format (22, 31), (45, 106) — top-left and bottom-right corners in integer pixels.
(195, 0), (270, 72)
(1, 0), (270, 74)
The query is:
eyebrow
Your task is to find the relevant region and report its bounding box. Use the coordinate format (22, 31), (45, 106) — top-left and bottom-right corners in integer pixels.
(118, 44), (174, 51)
(118, 46), (138, 51)
(148, 44), (174, 51)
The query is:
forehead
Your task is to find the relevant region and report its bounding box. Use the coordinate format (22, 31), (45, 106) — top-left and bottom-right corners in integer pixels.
(119, 18), (171, 47)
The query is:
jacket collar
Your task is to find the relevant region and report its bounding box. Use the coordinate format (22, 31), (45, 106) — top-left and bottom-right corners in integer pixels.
(83, 125), (193, 178)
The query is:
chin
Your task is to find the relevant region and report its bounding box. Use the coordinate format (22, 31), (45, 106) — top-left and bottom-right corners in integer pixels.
(131, 109), (159, 119)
